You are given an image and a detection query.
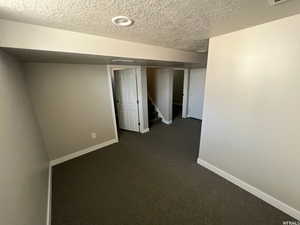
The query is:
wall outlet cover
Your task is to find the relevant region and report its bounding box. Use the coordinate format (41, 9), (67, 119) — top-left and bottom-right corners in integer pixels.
(91, 132), (97, 139)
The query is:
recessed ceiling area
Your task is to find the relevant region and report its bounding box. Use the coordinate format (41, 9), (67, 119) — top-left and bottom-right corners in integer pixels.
(0, 0), (300, 52)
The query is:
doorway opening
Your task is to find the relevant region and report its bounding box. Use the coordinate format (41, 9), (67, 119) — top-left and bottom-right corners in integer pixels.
(172, 68), (189, 120)
(108, 65), (149, 135)
(146, 67), (189, 126)
(113, 68), (140, 132)
(172, 69), (184, 119)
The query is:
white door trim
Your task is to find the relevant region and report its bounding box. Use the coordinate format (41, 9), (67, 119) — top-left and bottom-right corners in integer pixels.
(182, 69), (190, 118)
(106, 66), (119, 141)
(46, 164), (52, 225)
(107, 65), (145, 133)
(136, 66), (148, 132)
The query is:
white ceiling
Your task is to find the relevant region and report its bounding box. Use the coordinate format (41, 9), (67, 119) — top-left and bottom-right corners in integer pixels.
(0, 0), (300, 52)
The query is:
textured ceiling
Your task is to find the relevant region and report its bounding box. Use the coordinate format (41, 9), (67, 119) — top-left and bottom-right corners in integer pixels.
(0, 0), (300, 52)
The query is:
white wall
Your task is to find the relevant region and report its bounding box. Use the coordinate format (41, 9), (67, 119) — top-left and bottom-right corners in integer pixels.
(0, 19), (203, 64)
(25, 63), (117, 160)
(147, 68), (173, 123)
(188, 68), (206, 119)
(0, 50), (49, 225)
(199, 14), (300, 219)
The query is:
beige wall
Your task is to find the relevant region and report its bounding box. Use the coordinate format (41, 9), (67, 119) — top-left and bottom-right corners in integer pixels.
(0, 50), (49, 225)
(199, 14), (300, 215)
(188, 69), (206, 119)
(25, 63), (116, 160)
(147, 68), (173, 122)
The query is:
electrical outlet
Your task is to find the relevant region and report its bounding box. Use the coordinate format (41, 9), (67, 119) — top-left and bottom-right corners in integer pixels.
(91, 132), (97, 139)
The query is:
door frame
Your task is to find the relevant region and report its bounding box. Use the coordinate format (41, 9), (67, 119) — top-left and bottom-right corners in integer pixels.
(107, 65), (148, 133)
(173, 68), (190, 118)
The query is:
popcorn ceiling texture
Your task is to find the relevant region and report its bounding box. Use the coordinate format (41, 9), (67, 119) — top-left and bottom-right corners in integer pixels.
(0, 0), (299, 51)
(0, 0), (240, 51)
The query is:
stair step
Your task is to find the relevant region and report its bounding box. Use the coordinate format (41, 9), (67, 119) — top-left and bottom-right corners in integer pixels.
(148, 98), (160, 125)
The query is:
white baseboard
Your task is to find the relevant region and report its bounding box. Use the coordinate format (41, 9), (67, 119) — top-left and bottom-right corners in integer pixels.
(50, 139), (118, 166)
(46, 164), (52, 225)
(187, 114), (202, 120)
(162, 119), (172, 125)
(197, 158), (300, 221)
(141, 128), (150, 133)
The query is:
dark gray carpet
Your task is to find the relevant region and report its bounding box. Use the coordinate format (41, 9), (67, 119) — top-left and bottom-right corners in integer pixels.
(52, 118), (294, 225)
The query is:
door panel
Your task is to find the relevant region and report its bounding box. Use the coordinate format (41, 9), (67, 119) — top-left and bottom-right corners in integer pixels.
(115, 69), (140, 132)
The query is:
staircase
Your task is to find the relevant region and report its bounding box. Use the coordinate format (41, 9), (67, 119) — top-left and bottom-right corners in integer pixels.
(148, 98), (161, 126)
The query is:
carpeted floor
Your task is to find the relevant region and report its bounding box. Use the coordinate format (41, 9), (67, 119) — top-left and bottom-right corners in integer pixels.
(52, 118), (294, 225)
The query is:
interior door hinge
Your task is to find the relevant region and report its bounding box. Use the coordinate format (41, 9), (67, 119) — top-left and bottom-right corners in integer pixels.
(137, 100), (139, 104)
(138, 122), (140, 126)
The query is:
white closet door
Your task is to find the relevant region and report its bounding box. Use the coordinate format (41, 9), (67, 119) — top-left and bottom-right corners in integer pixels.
(115, 69), (140, 132)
